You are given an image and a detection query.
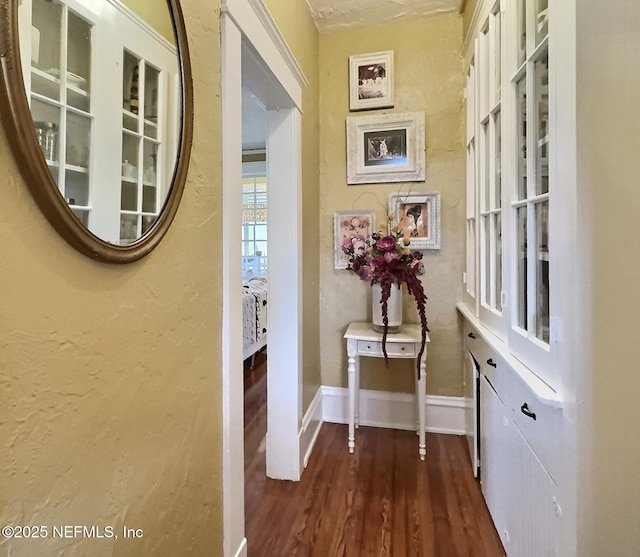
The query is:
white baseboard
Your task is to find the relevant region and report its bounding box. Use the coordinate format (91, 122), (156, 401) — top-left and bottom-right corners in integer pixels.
(232, 538), (247, 557)
(300, 387), (324, 468)
(321, 386), (466, 435)
(296, 386), (465, 480)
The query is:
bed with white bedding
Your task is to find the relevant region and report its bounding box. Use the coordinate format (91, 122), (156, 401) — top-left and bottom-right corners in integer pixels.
(242, 277), (267, 361)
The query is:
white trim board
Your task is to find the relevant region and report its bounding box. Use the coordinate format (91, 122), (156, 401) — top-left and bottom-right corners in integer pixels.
(300, 387), (323, 468)
(321, 386), (466, 435)
(221, 16), (246, 557)
(247, 0), (308, 90)
(221, 1), (305, 555)
(232, 539), (247, 557)
(222, 0), (307, 110)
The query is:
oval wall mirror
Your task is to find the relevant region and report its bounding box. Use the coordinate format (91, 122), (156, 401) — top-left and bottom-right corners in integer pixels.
(0, 0), (193, 263)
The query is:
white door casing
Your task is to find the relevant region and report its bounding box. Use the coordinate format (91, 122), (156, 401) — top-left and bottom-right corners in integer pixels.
(221, 2), (307, 556)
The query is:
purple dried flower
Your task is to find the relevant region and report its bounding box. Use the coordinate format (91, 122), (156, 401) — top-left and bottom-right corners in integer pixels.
(375, 235), (397, 252)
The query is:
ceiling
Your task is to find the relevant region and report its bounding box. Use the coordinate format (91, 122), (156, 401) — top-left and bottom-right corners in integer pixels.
(305, 0), (464, 32)
(242, 87), (267, 153)
(242, 0), (464, 151)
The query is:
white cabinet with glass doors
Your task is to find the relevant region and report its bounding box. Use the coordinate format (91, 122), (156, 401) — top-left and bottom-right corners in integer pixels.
(463, 0), (554, 390)
(18, 0), (178, 245)
(20, 0), (99, 229)
(120, 51), (169, 244)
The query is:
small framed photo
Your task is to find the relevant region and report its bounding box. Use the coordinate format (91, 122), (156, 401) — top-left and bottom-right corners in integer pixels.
(346, 111), (425, 184)
(388, 192), (441, 250)
(349, 50), (394, 111)
(334, 210), (376, 269)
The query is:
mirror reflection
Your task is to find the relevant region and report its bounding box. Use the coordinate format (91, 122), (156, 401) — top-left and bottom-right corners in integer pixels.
(19, 0), (181, 245)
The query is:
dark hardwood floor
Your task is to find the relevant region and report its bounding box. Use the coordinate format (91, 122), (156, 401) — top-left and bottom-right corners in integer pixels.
(244, 350), (268, 464)
(244, 358), (505, 557)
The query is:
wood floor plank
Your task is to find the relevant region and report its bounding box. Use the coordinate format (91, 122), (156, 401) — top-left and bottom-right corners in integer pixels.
(340, 423), (374, 557)
(426, 434), (459, 557)
(448, 435), (489, 557)
(390, 430), (410, 556)
(245, 421), (505, 557)
(441, 435), (476, 557)
(320, 424), (362, 557)
(289, 424), (344, 556)
(358, 427), (395, 556)
(414, 434), (437, 556)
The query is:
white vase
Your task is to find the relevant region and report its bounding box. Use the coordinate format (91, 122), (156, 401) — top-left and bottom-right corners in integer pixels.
(371, 282), (402, 333)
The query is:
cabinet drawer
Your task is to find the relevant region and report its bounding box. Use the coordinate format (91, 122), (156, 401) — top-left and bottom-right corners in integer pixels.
(464, 323), (487, 359)
(509, 371), (560, 482)
(482, 351), (513, 406)
(465, 328), (489, 366)
(468, 335), (511, 405)
(357, 340), (415, 357)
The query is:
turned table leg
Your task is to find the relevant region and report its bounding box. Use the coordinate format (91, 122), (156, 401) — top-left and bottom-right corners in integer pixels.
(347, 339), (357, 453)
(417, 355), (427, 460)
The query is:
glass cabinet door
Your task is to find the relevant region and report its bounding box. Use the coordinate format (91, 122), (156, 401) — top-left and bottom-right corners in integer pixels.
(508, 0), (551, 371)
(477, 3), (504, 331)
(514, 26), (549, 343)
(120, 51), (162, 244)
(29, 0), (93, 227)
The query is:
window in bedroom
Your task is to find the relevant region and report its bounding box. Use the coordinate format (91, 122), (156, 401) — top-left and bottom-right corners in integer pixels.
(242, 168), (267, 277)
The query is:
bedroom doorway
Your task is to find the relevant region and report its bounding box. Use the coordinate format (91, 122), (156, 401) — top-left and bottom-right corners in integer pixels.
(241, 149), (269, 485)
(221, 4), (307, 556)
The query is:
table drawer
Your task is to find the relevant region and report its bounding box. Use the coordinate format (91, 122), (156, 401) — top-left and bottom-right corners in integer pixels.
(357, 340), (415, 357)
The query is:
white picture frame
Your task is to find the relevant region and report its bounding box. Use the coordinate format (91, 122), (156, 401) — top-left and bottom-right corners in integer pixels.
(349, 50), (394, 111)
(334, 210), (376, 269)
(346, 112), (425, 185)
(388, 192), (441, 250)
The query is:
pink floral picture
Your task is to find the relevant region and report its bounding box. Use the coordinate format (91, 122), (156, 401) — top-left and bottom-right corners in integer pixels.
(334, 210), (376, 269)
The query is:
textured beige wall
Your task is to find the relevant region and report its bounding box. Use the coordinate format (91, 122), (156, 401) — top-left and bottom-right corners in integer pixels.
(462, 0), (479, 37)
(0, 0), (223, 555)
(319, 14), (465, 396)
(263, 0), (321, 411)
(121, 0), (175, 43)
(575, 2), (640, 555)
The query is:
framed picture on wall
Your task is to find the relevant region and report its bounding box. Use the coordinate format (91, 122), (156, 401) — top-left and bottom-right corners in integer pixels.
(334, 210), (376, 269)
(349, 50), (394, 111)
(388, 192), (441, 250)
(346, 111), (425, 184)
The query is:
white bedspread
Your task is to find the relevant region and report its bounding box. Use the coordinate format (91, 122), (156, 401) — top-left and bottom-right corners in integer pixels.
(242, 278), (267, 353)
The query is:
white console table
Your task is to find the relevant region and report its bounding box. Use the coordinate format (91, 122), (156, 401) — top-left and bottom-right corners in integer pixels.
(343, 322), (430, 460)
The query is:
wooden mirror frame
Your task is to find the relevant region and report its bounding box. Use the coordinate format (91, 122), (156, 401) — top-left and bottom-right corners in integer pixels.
(0, 0), (193, 263)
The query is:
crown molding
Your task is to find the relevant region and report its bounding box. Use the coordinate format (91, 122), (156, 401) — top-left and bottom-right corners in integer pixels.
(223, 0), (309, 90)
